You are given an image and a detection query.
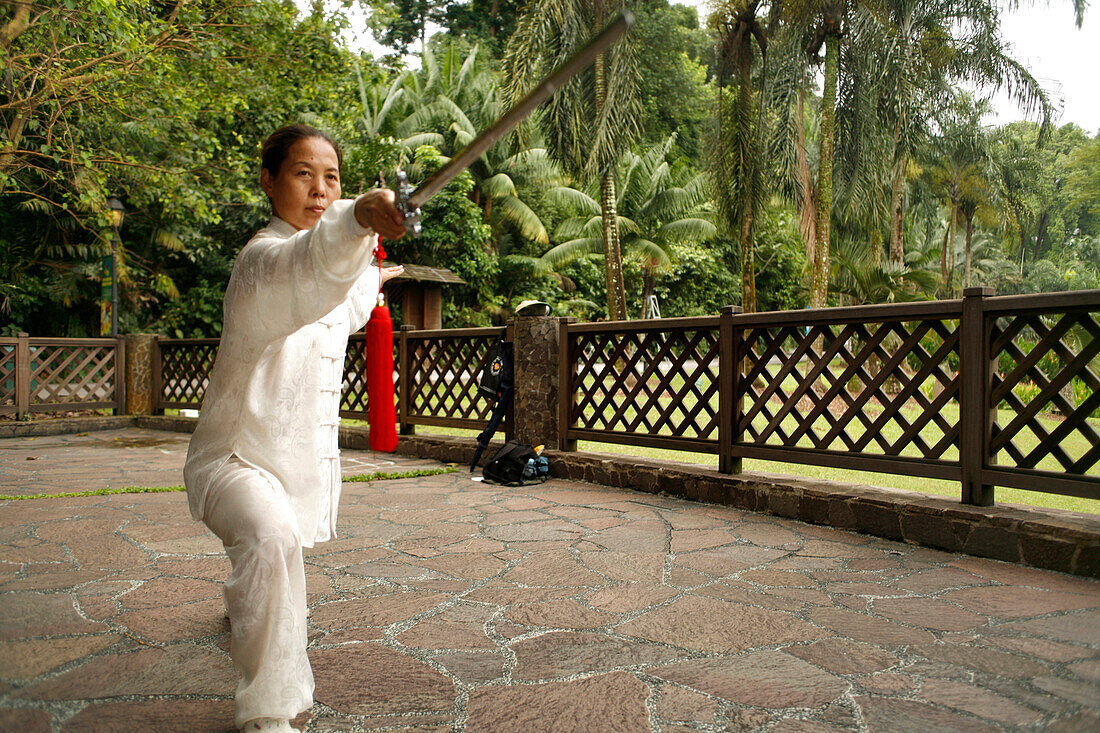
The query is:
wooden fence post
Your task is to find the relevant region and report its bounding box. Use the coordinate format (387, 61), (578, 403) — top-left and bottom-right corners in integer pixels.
(961, 286), (995, 506)
(15, 333), (29, 419)
(151, 336), (164, 415)
(398, 325), (414, 435)
(114, 336), (127, 416)
(553, 317), (578, 452)
(719, 306), (743, 474)
(503, 320), (515, 443)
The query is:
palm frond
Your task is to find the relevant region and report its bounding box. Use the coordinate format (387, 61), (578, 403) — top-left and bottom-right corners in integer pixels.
(546, 186), (600, 215)
(657, 218), (719, 244)
(154, 229), (186, 252)
(494, 195), (549, 245)
(554, 214), (603, 240)
(482, 172), (517, 199)
(402, 132), (445, 149)
(626, 238), (672, 270)
(501, 253), (554, 276)
(541, 236), (605, 267)
(616, 216), (640, 237)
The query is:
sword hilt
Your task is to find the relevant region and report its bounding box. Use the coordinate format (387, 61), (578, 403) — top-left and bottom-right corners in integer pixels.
(394, 170), (422, 237)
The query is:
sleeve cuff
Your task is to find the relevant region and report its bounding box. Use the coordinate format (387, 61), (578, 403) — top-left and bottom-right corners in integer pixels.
(345, 195), (374, 239)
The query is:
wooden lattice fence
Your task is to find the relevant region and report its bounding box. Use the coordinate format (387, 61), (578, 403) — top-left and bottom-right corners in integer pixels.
(157, 338), (218, 410)
(559, 288), (1100, 505)
(0, 334), (123, 417)
(156, 327), (507, 435)
(398, 326), (507, 432)
(147, 287), (1098, 506)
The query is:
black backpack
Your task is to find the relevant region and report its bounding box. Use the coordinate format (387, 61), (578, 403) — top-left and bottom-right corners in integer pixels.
(477, 329), (513, 401)
(482, 441), (540, 485)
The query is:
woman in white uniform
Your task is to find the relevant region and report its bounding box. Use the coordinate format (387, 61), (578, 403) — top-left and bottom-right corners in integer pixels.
(184, 125), (406, 732)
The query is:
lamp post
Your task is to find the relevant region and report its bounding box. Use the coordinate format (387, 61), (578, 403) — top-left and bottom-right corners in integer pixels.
(106, 197), (125, 337)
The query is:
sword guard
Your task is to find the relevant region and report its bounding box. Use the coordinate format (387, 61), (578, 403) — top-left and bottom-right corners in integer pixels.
(394, 170), (422, 238)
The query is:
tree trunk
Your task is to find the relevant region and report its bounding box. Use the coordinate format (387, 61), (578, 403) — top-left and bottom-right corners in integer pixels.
(600, 171), (627, 321)
(595, 51), (627, 321)
(940, 214), (951, 295)
(641, 269), (655, 318)
(889, 152), (906, 265)
(1016, 208), (1027, 275)
(740, 206), (756, 313)
(795, 87), (816, 265)
(0, 107), (31, 184)
(964, 211), (974, 289)
(736, 35), (757, 313)
(0, 3), (31, 49)
(1034, 209), (1049, 262)
(945, 204), (957, 295)
(810, 29), (838, 309)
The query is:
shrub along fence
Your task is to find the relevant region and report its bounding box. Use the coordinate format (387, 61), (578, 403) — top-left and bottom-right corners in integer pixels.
(10, 287), (1096, 510)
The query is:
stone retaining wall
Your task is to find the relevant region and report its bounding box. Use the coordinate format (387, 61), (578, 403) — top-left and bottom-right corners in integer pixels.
(4, 416), (1098, 578)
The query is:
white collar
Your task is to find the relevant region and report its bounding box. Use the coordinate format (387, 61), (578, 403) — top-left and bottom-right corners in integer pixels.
(261, 216), (300, 239)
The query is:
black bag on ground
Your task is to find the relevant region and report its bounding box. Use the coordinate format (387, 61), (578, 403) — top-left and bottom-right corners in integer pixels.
(482, 440), (541, 485)
(477, 329), (513, 401)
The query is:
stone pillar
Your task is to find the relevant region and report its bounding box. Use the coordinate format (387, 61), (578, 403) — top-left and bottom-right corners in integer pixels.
(124, 333), (158, 415)
(511, 315), (566, 448)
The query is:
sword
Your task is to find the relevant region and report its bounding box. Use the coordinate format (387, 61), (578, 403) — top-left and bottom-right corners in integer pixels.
(395, 9), (635, 236)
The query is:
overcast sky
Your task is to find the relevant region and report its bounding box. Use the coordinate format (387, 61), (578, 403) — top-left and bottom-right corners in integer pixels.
(311, 0), (1099, 135)
(986, 3), (1098, 133)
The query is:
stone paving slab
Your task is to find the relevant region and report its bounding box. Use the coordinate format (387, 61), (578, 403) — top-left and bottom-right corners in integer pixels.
(0, 428), (1098, 732)
(0, 428), (433, 496)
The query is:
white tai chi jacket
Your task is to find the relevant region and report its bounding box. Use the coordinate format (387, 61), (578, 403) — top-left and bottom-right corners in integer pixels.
(184, 199), (381, 547)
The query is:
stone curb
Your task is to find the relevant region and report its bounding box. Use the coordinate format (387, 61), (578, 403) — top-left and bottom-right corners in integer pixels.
(0, 415), (134, 438)
(4, 416), (1098, 578)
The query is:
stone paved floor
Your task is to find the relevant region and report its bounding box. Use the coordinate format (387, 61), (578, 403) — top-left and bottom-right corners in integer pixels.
(0, 429), (1098, 732)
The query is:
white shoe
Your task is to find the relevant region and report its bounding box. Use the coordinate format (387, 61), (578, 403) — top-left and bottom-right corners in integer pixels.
(240, 718), (296, 732)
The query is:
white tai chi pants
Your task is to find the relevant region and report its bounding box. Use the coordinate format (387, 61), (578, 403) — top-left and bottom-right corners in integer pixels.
(203, 456), (314, 728)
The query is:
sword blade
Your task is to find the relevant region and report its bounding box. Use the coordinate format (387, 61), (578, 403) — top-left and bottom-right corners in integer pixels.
(406, 9), (634, 210)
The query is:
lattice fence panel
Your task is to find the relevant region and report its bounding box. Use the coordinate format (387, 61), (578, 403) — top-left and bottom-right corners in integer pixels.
(29, 344), (116, 404)
(989, 311), (1100, 476)
(0, 344), (14, 408)
(341, 335), (400, 416)
(160, 342), (218, 405)
(406, 334), (497, 423)
(572, 328), (721, 441)
(738, 319), (961, 460)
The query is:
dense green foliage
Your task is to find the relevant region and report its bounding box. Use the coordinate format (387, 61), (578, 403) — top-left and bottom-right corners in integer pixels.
(1, 0), (1096, 339)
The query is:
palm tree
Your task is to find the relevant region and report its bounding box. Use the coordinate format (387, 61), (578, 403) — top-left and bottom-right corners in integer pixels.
(711, 0), (770, 313)
(541, 135), (717, 316)
(361, 44), (559, 248)
(831, 233), (937, 305)
(503, 0), (640, 320)
(802, 1), (845, 308)
(921, 98), (996, 294)
(771, 0), (1064, 307)
(767, 0), (848, 309)
(855, 0), (1055, 267)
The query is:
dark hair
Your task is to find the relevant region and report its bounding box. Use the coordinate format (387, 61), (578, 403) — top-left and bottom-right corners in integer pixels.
(260, 124), (343, 176)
